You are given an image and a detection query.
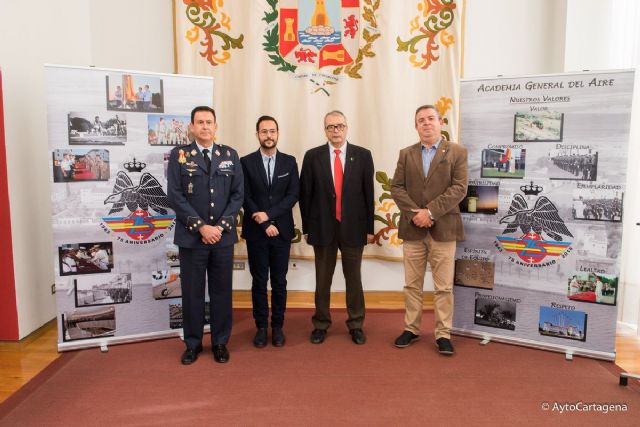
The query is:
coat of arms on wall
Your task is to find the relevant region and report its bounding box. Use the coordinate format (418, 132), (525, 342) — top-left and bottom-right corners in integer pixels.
(263, 0), (381, 95)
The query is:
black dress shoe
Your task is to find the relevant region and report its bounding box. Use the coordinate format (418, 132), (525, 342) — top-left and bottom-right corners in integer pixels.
(212, 344), (230, 363)
(272, 327), (286, 347)
(394, 330), (420, 348)
(253, 328), (268, 348)
(181, 345), (203, 365)
(310, 329), (327, 344)
(349, 328), (367, 345)
(436, 337), (454, 355)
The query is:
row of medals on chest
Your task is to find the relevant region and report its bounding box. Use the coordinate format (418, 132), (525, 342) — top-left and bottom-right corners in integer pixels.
(178, 147), (230, 194)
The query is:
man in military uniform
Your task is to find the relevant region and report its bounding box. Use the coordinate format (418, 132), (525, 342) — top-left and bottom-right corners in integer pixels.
(167, 106), (244, 365)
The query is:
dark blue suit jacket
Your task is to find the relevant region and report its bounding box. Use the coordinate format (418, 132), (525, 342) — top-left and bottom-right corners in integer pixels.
(167, 142), (244, 248)
(240, 149), (299, 242)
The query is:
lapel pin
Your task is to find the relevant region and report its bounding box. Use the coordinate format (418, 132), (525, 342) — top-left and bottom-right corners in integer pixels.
(226, 149), (230, 157)
(191, 149), (197, 156)
(215, 149), (221, 156)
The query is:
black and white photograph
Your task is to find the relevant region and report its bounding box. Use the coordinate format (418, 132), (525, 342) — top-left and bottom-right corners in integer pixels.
(169, 302), (209, 329)
(58, 242), (114, 276)
(75, 273), (132, 307)
(106, 73), (164, 112)
(459, 185), (499, 214)
(52, 149), (109, 182)
(567, 271), (618, 306)
(68, 112), (127, 145)
(455, 259), (495, 289)
(513, 111), (564, 142)
(538, 306), (587, 342)
(166, 242), (179, 267)
(61, 306), (116, 342)
(169, 303), (183, 329)
(572, 188), (623, 222)
(546, 148), (598, 181)
(151, 269), (181, 300)
(481, 148), (526, 179)
(148, 114), (190, 145)
(474, 295), (516, 331)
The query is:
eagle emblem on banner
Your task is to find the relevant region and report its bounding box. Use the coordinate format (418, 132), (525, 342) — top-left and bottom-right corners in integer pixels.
(495, 182), (573, 266)
(100, 159), (176, 245)
(263, 0), (381, 95)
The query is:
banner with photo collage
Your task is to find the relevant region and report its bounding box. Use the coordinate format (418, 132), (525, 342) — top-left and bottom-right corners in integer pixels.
(46, 65), (214, 351)
(453, 70), (634, 360)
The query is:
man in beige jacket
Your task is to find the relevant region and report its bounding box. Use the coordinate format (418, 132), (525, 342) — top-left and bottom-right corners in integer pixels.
(390, 105), (468, 355)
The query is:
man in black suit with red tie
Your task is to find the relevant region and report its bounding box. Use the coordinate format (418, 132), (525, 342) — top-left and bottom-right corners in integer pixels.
(300, 110), (374, 345)
(241, 116), (299, 348)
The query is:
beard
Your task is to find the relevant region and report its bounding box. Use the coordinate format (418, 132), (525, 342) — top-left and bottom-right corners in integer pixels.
(259, 138), (277, 149)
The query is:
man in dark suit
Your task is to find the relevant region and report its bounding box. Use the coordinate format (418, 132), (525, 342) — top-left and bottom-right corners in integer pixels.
(241, 115), (299, 348)
(390, 105), (468, 355)
(167, 106), (244, 365)
(300, 111), (374, 345)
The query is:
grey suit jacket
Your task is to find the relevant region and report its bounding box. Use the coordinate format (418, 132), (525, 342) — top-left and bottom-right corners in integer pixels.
(390, 140), (468, 242)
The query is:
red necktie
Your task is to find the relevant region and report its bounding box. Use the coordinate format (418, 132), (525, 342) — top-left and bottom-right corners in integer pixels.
(334, 149), (343, 221)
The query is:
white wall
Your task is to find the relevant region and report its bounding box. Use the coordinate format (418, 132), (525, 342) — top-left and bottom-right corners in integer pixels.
(463, 0), (567, 79)
(0, 0), (173, 338)
(564, 0), (640, 331)
(89, 0), (174, 73)
(0, 0), (92, 338)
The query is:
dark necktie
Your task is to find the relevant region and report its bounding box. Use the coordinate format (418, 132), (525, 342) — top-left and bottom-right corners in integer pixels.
(267, 157), (272, 188)
(202, 148), (211, 173)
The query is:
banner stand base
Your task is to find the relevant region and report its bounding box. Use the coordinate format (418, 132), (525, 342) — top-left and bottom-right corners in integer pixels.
(452, 327), (615, 361)
(58, 325), (210, 352)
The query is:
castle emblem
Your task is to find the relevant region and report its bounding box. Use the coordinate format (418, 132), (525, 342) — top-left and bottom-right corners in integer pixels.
(263, 0), (381, 95)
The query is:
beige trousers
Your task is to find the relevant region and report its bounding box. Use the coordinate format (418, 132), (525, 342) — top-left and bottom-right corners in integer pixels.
(402, 234), (456, 339)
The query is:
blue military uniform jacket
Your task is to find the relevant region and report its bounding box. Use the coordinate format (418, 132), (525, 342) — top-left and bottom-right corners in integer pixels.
(167, 141), (244, 248)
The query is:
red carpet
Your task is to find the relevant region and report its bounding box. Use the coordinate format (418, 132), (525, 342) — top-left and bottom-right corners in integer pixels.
(1, 309), (638, 426)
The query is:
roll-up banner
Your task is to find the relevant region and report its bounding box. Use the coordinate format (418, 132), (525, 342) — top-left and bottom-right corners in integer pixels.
(453, 70), (634, 360)
(46, 65), (214, 351)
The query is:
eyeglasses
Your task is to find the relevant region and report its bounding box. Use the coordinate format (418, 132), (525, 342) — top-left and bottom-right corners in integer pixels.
(325, 124), (346, 132)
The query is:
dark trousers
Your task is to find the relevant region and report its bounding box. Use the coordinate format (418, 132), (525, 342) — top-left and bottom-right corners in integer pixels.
(179, 245), (233, 349)
(246, 237), (291, 329)
(312, 221), (365, 331)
